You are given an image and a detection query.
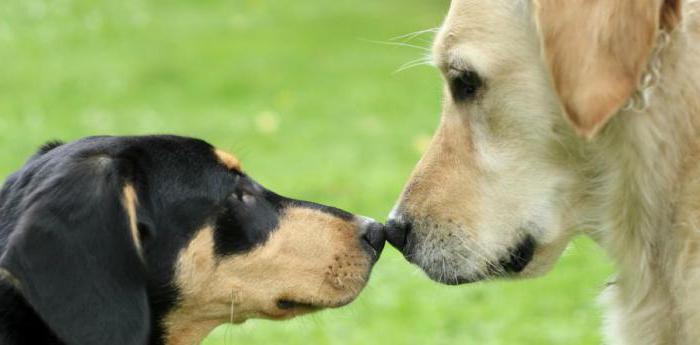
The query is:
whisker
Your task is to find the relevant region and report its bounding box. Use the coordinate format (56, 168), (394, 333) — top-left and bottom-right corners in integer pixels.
(454, 232), (505, 277)
(393, 56), (435, 74)
(358, 38), (432, 52)
(225, 288), (235, 345)
(389, 27), (440, 42)
(469, 238), (506, 276)
(312, 272), (330, 305)
(440, 256), (448, 283)
(421, 223), (439, 265)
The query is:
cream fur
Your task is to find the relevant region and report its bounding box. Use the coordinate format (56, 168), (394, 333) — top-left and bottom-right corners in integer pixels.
(390, 1), (700, 343)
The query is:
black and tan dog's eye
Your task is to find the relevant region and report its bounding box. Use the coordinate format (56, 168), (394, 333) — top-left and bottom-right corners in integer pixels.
(232, 176), (257, 205)
(237, 190), (255, 205)
(449, 69), (483, 102)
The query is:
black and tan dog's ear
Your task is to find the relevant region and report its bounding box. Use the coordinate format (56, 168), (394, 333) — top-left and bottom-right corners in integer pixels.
(0, 158), (149, 345)
(534, 0), (681, 138)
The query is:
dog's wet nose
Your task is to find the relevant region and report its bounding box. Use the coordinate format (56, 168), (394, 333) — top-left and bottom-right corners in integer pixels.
(385, 218), (412, 252)
(360, 219), (386, 259)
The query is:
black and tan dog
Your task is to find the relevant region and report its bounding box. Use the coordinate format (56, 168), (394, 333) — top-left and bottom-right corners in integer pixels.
(0, 135), (385, 345)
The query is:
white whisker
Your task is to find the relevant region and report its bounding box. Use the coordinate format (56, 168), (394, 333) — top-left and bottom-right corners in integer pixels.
(225, 288), (236, 345)
(389, 27), (440, 42)
(359, 38), (432, 52)
(393, 56), (435, 74)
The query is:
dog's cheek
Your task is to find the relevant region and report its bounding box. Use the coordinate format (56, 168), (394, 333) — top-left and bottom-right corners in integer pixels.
(162, 227), (287, 344)
(162, 227), (235, 345)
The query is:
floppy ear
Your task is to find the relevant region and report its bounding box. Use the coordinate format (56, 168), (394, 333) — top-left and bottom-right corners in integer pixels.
(0, 158), (149, 345)
(534, 0), (682, 138)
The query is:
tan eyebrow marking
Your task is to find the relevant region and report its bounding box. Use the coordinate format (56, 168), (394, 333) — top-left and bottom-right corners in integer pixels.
(123, 184), (142, 256)
(214, 148), (242, 171)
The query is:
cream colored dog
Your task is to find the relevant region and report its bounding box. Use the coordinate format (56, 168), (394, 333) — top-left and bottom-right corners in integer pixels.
(385, 1), (700, 344)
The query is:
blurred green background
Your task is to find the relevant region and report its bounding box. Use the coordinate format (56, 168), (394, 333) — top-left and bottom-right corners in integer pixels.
(0, 0), (614, 344)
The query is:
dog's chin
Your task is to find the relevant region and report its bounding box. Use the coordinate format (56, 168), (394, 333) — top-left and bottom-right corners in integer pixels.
(408, 235), (538, 286)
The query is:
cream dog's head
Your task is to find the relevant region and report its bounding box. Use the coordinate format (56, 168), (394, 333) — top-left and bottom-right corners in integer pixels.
(386, 0), (682, 284)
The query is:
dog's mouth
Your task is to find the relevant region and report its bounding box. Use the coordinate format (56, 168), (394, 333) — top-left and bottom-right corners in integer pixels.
(276, 296), (353, 311)
(403, 232), (538, 286)
(498, 235), (536, 274)
(276, 299), (322, 311)
(263, 296), (354, 319)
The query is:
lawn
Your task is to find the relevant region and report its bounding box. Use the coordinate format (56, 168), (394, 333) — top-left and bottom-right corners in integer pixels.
(0, 0), (614, 344)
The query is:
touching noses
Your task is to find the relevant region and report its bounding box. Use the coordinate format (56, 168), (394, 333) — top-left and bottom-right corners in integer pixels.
(385, 218), (412, 253)
(359, 218), (387, 259)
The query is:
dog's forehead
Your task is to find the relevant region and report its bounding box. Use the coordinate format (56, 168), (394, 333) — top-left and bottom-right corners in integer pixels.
(441, 0), (529, 36)
(435, 0), (535, 73)
(129, 137), (242, 176)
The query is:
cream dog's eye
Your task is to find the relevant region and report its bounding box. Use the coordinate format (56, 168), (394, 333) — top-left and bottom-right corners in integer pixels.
(449, 70), (483, 102)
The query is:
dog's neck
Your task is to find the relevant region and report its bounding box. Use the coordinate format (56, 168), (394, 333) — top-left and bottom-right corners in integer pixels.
(0, 279), (63, 345)
(581, 10), (700, 344)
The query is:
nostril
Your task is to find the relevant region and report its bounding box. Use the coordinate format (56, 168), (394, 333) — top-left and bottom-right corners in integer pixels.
(386, 219), (412, 252)
(361, 222), (386, 258)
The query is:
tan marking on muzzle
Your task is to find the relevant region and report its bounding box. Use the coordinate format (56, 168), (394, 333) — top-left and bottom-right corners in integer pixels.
(122, 184), (141, 255)
(163, 208), (372, 345)
(214, 148), (242, 171)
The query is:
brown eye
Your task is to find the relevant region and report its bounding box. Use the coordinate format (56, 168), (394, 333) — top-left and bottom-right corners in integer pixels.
(233, 188), (256, 205)
(449, 70), (483, 102)
(230, 175), (256, 205)
(241, 192), (255, 205)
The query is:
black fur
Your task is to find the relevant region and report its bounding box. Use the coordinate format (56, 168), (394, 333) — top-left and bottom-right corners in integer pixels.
(0, 135), (357, 345)
(37, 140), (65, 155)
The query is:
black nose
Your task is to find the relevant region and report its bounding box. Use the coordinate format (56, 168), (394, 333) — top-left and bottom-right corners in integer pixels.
(385, 219), (411, 252)
(362, 221), (386, 259)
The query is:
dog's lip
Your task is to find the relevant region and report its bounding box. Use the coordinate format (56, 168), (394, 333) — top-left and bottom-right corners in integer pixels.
(275, 296), (354, 311)
(499, 235), (536, 274)
(257, 300), (323, 320)
(406, 234), (538, 285)
(276, 299), (323, 311)
(433, 274), (482, 286)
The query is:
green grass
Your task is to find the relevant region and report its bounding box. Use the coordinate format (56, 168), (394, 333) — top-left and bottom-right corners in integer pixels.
(0, 0), (614, 344)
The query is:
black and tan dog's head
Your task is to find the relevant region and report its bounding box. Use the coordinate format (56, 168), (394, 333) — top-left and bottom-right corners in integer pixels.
(0, 135), (384, 345)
